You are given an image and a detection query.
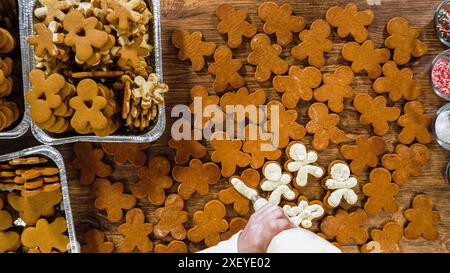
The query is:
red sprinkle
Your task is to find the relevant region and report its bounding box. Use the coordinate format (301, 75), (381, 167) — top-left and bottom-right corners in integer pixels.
(432, 57), (450, 98)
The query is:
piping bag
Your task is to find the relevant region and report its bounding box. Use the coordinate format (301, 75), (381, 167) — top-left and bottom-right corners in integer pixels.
(230, 178), (341, 253)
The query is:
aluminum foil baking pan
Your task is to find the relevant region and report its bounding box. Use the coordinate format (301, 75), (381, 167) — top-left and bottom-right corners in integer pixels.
(21, 0), (165, 145)
(0, 145), (79, 253)
(0, 0), (29, 139)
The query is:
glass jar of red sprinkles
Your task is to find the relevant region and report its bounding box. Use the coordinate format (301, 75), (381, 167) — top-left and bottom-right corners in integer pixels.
(435, 0), (450, 46)
(431, 50), (450, 101)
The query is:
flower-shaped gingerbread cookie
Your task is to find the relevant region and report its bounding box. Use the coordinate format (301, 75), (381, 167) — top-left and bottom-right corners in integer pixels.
(381, 144), (430, 186)
(322, 161), (358, 208)
(273, 66), (322, 109)
(172, 30), (216, 71)
(208, 46), (244, 93)
(131, 156), (172, 206)
(63, 10), (109, 63)
(314, 66), (354, 113)
(216, 4), (257, 48)
(155, 241), (188, 253)
(340, 135), (385, 176)
(73, 142), (112, 185)
(385, 17), (428, 65)
(283, 197), (324, 229)
(219, 87), (266, 124)
(102, 143), (150, 167)
(260, 162), (295, 205)
(266, 100), (306, 149)
(21, 217), (69, 253)
(360, 222), (403, 253)
(189, 85), (223, 128)
(168, 138), (207, 165)
(397, 100), (432, 145)
(81, 229), (114, 253)
(154, 194), (189, 240)
(326, 3), (374, 43)
(172, 159), (221, 200)
(291, 19), (333, 68)
(69, 79), (108, 132)
(219, 168), (260, 216)
(306, 102), (348, 151)
(363, 168), (400, 215)
(258, 2), (306, 46)
(247, 33), (289, 82)
(26, 69), (65, 124)
(342, 40), (391, 79)
(118, 208), (153, 253)
(353, 93), (401, 136)
(211, 132), (251, 178)
(94, 178), (136, 223)
(187, 200), (229, 247)
(373, 61), (421, 102)
(7, 191), (62, 226)
(320, 208), (369, 245)
(243, 124), (281, 169)
(404, 194), (440, 241)
(285, 142), (324, 188)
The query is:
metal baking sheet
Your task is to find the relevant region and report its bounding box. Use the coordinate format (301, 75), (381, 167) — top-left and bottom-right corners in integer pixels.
(0, 0), (29, 139)
(0, 145), (79, 253)
(21, 0), (165, 145)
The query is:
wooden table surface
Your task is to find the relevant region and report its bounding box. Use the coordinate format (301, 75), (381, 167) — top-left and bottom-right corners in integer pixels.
(1, 0), (450, 253)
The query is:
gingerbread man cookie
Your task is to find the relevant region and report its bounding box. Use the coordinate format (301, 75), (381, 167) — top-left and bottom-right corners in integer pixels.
(361, 222), (403, 253)
(81, 229), (114, 253)
(131, 156), (173, 206)
(168, 138), (207, 165)
(306, 102), (348, 151)
(94, 178), (136, 223)
(353, 93), (400, 136)
(373, 61), (421, 102)
(219, 87), (266, 124)
(172, 159), (221, 200)
(208, 46), (245, 93)
(219, 168), (260, 216)
(397, 100), (432, 145)
(291, 19), (333, 68)
(272, 66), (322, 109)
(314, 66), (354, 113)
(34, 0), (75, 25)
(322, 161), (358, 208)
(106, 0), (144, 33)
(0, 231), (20, 253)
(381, 144), (430, 186)
(172, 30), (216, 71)
(189, 85), (223, 128)
(102, 143), (150, 167)
(258, 2), (306, 46)
(187, 200), (229, 247)
(363, 168), (400, 215)
(28, 23), (62, 57)
(265, 100), (306, 149)
(404, 194), (440, 241)
(247, 33), (289, 82)
(216, 4), (257, 48)
(340, 135), (386, 176)
(73, 142), (112, 185)
(21, 217), (69, 253)
(283, 197), (324, 229)
(211, 132), (251, 178)
(242, 124), (281, 169)
(326, 3), (374, 43)
(285, 142), (324, 188)
(342, 40), (391, 79)
(118, 208), (153, 253)
(320, 208), (369, 245)
(385, 17), (428, 65)
(154, 194), (189, 240)
(260, 162), (295, 205)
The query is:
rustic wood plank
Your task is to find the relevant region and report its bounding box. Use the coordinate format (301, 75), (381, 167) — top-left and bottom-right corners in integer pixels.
(1, 0), (449, 253)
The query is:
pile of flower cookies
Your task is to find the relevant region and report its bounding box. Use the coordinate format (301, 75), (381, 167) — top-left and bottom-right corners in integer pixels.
(0, 25), (20, 132)
(74, 2), (440, 253)
(26, 0), (168, 136)
(0, 156), (69, 253)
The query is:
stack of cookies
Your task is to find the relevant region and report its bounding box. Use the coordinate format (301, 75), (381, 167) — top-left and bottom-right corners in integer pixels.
(26, 0), (168, 136)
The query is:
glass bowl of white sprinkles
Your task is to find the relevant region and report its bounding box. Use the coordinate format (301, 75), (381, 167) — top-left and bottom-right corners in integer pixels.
(432, 102), (450, 150)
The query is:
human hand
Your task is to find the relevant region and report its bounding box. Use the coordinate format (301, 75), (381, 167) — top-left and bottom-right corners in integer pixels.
(237, 202), (293, 253)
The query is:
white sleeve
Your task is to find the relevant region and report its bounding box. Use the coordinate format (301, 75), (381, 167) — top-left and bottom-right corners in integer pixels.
(197, 232), (241, 253)
(267, 228), (341, 253)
